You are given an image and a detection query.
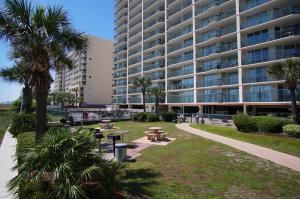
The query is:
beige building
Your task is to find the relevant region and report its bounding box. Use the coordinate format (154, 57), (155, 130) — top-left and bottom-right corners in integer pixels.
(54, 35), (113, 104)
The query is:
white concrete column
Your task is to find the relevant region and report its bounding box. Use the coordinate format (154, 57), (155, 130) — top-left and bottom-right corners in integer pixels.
(164, 0), (168, 104)
(126, 0), (130, 105)
(235, 0), (243, 103)
(192, 0), (197, 103)
(243, 104), (247, 114)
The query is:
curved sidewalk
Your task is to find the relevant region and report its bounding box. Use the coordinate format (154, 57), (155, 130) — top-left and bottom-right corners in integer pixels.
(176, 123), (300, 172)
(0, 130), (17, 199)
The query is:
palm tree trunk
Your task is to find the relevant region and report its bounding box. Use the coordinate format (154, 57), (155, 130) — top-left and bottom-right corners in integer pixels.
(290, 88), (299, 124)
(22, 82), (32, 113)
(142, 92), (146, 112)
(35, 78), (48, 143)
(155, 94), (159, 114)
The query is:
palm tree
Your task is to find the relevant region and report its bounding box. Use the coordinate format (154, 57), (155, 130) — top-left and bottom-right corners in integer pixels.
(48, 92), (58, 105)
(268, 59), (300, 124)
(8, 128), (124, 199)
(0, 61), (33, 113)
(0, 0), (87, 143)
(56, 92), (67, 110)
(150, 87), (164, 114)
(133, 77), (152, 112)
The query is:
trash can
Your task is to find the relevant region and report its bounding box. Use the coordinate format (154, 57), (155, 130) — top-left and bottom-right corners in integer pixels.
(115, 143), (127, 162)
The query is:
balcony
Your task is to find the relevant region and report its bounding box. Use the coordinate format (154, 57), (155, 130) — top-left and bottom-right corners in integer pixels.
(243, 76), (276, 83)
(240, 0), (269, 12)
(145, 95), (165, 103)
(197, 91), (239, 102)
(168, 54), (193, 66)
(128, 96), (141, 103)
(197, 77), (238, 87)
(242, 27), (300, 47)
(144, 17), (164, 31)
(168, 39), (193, 53)
(243, 49), (300, 65)
(197, 42), (237, 58)
(146, 72), (165, 81)
(144, 28), (165, 41)
(144, 61), (165, 71)
(196, 25), (236, 44)
(195, 0), (230, 16)
(113, 89), (127, 95)
(114, 63), (127, 70)
(196, 9), (235, 30)
(113, 72), (127, 78)
(128, 67), (141, 75)
(241, 6), (300, 29)
(243, 89), (300, 102)
(168, 26), (192, 41)
(128, 57), (142, 66)
(168, 68), (193, 78)
(168, 95), (194, 103)
(168, 12), (192, 29)
(196, 59), (238, 72)
(168, 0), (192, 17)
(128, 87), (141, 94)
(144, 40), (165, 51)
(144, 51), (165, 61)
(168, 83), (193, 90)
(112, 97), (127, 104)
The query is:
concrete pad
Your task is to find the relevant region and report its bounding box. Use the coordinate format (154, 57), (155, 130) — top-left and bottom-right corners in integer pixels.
(133, 136), (176, 146)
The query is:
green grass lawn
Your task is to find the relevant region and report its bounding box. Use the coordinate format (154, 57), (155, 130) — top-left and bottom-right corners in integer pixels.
(0, 111), (13, 144)
(191, 124), (300, 158)
(85, 121), (300, 198)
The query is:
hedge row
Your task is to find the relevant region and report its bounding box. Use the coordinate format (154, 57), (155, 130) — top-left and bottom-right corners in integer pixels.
(133, 111), (177, 122)
(10, 113), (36, 137)
(233, 114), (291, 134)
(283, 124), (300, 138)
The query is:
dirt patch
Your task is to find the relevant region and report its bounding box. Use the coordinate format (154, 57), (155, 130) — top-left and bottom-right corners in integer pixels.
(225, 185), (274, 199)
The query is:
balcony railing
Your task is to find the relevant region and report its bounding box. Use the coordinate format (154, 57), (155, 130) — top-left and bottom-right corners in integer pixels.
(196, 9), (235, 30)
(197, 77), (238, 87)
(128, 67), (141, 75)
(168, 12), (192, 29)
(197, 92), (239, 102)
(197, 42), (237, 57)
(128, 88), (141, 94)
(197, 25), (236, 43)
(128, 57), (142, 65)
(168, 0), (192, 17)
(144, 40), (165, 50)
(168, 83), (193, 90)
(145, 96), (165, 103)
(240, 0), (269, 12)
(144, 28), (165, 41)
(243, 76), (276, 83)
(195, 0), (230, 16)
(112, 97), (127, 104)
(168, 68), (193, 78)
(168, 95), (194, 103)
(168, 40), (193, 53)
(128, 96), (142, 103)
(243, 89), (300, 102)
(144, 51), (165, 61)
(144, 17), (164, 30)
(144, 61), (165, 71)
(243, 49), (300, 65)
(168, 54), (193, 65)
(168, 27), (192, 41)
(242, 27), (300, 47)
(146, 72), (165, 81)
(241, 6), (300, 29)
(196, 59), (238, 72)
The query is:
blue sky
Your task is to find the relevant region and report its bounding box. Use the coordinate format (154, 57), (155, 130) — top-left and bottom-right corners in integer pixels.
(0, 0), (115, 103)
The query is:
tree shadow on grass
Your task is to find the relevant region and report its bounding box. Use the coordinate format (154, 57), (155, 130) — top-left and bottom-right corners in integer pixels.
(121, 168), (159, 198)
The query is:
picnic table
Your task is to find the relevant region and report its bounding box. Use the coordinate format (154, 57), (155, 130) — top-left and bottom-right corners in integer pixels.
(146, 127), (167, 141)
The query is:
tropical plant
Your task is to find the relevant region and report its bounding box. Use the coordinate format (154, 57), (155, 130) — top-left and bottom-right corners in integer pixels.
(0, 0), (87, 143)
(48, 92), (58, 105)
(0, 61), (33, 113)
(150, 87), (164, 114)
(133, 77), (152, 112)
(268, 59), (300, 124)
(8, 128), (124, 199)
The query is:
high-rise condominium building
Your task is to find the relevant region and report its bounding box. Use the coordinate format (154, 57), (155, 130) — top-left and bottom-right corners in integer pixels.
(54, 35), (113, 104)
(113, 0), (300, 114)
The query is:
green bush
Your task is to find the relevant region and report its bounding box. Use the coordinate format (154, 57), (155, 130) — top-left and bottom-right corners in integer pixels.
(133, 112), (147, 122)
(254, 116), (291, 133)
(161, 112), (177, 122)
(147, 113), (159, 122)
(10, 113), (36, 137)
(233, 114), (257, 133)
(283, 124), (300, 138)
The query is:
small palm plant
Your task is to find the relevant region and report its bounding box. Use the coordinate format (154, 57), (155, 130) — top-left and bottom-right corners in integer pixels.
(150, 87), (164, 114)
(268, 59), (300, 124)
(8, 128), (124, 199)
(133, 77), (152, 112)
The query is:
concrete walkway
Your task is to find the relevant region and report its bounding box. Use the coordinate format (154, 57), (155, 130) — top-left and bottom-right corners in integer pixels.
(0, 130), (17, 199)
(177, 123), (300, 172)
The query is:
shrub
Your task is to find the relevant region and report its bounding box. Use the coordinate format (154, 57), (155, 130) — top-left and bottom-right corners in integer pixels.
(132, 112), (147, 122)
(283, 124), (300, 138)
(10, 113), (36, 137)
(254, 116), (291, 133)
(147, 113), (159, 122)
(16, 132), (35, 162)
(161, 111), (177, 122)
(233, 114), (257, 133)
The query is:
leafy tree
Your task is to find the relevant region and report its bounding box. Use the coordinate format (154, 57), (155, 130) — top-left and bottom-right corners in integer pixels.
(268, 59), (300, 124)
(150, 87), (164, 114)
(0, 0), (87, 142)
(8, 128), (124, 199)
(0, 61), (33, 113)
(133, 77), (151, 112)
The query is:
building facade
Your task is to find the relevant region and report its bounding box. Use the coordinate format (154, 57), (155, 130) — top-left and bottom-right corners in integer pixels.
(113, 0), (300, 114)
(54, 35), (113, 104)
